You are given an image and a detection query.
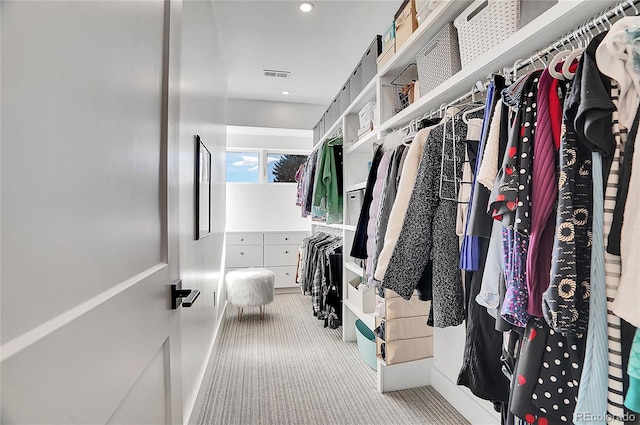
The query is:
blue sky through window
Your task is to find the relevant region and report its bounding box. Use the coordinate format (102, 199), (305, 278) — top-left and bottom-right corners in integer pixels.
(226, 151), (259, 183)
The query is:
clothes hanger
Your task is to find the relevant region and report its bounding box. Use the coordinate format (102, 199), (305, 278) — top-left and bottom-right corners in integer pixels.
(548, 37), (572, 80)
(628, 0), (639, 15)
(562, 29), (586, 79)
(462, 83), (486, 124)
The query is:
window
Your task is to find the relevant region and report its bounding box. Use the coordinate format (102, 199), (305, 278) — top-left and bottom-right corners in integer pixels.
(226, 150), (308, 184)
(226, 151), (259, 183)
(267, 153), (308, 183)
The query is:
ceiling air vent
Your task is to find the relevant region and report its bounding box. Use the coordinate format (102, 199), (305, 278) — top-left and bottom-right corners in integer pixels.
(263, 69), (291, 78)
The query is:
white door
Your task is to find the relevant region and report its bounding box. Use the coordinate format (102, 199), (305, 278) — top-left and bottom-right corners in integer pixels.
(1, 1), (185, 423)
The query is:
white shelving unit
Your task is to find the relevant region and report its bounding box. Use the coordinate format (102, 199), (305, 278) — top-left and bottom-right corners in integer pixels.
(310, 0), (620, 418)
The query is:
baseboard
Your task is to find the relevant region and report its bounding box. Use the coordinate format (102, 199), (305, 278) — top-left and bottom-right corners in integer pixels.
(184, 299), (228, 425)
(275, 286), (301, 295)
(430, 365), (500, 425)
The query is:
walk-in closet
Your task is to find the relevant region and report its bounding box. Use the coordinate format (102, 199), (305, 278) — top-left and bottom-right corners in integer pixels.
(2, 0), (640, 424)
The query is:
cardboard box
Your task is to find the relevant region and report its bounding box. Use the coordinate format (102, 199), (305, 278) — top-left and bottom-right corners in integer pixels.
(394, 0), (418, 51)
(377, 43), (396, 70)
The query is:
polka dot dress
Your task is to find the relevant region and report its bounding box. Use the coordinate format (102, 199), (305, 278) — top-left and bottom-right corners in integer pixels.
(511, 317), (586, 424)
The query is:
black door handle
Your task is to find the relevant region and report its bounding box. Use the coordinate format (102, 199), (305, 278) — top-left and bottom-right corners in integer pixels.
(171, 280), (200, 309)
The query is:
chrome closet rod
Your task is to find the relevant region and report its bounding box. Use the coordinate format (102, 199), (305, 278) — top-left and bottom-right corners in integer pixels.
(513, 0), (639, 75)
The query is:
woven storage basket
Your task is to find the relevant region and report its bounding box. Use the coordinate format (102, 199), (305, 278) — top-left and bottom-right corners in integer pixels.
(454, 0), (520, 67)
(416, 22), (461, 96)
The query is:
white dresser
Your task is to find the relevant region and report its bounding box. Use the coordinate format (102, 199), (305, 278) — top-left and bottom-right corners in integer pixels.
(225, 231), (308, 288)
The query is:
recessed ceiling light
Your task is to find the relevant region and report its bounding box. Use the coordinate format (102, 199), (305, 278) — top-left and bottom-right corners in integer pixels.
(282, 90), (291, 95)
(299, 1), (314, 12)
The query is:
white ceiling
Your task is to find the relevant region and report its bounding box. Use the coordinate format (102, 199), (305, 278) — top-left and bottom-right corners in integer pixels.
(210, 0), (400, 108)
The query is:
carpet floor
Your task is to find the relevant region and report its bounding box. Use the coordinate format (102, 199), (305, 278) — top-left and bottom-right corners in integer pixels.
(196, 292), (470, 425)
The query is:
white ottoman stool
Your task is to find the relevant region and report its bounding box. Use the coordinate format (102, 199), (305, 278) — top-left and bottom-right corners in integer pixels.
(225, 268), (275, 321)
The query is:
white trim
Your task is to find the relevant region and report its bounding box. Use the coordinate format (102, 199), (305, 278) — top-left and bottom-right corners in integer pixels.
(0, 263), (167, 362)
(227, 125), (311, 138)
(430, 365), (500, 425)
(183, 299), (228, 425)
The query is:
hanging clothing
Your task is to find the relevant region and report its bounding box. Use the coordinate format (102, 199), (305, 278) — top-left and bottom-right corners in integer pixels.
(313, 137), (343, 224)
(368, 143), (407, 287)
(365, 150), (392, 283)
(383, 110), (481, 327)
(542, 78), (593, 339)
(351, 145), (385, 259)
(457, 236), (511, 404)
(375, 125), (435, 281)
(509, 317), (586, 425)
(525, 68), (558, 318)
(605, 82), (629, 424)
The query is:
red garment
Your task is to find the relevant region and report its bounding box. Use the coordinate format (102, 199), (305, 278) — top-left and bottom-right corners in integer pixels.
(526, 69), (557, 317)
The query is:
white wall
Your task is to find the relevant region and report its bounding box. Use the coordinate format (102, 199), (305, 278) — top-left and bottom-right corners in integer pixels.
(226, 126), (312, 232)
(179, 0), (227, 422)
(227, 98), (325, 130)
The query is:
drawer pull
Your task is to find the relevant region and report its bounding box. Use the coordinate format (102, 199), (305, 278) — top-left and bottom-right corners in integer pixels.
(285, 251), (289, 254)
(285, 237), (288, 240)
(285, 272), (290, 276)
(240, 252), (244, 255)
(240, 238), (244, 241)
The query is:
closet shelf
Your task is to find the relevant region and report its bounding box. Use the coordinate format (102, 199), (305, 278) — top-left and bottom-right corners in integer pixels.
(313, 77), (377, 152)
(345, 262), (364, 276)
(343, 298), (376, 330)
(343, 224), (357, 232)
(378, 0), (612, 133)
(377, 0), (473, 80)
(345, 129), (379, 155)
(346, 181), (367, 192)
(311, 221), (345, 230)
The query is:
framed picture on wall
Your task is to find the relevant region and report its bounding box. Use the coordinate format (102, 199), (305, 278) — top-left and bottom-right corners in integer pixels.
(195, 135), (211, 240)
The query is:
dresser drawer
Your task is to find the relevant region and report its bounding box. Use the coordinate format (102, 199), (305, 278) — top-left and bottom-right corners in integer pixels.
(269, 266), (298, 288)
(264, 244), (299, 267)
(226, 244), (263, 268)
(226, 232), (263, 246)
(264, 232), (307, 245)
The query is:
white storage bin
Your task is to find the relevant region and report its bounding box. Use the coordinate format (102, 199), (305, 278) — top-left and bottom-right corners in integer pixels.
(347, 189), (364, 225)
(454, 0), (520, 67)
(358, 102), (376, 128)
(416, 22), (461, 96)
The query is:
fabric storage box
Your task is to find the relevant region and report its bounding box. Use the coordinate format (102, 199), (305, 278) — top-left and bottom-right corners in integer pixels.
(347, 281), (376, 313)
(317, 115), (325, 139)
(339, 78), (351, 114)
(326, 96), (339, 128)
(385, 295), (430, 320)
(386, 315), (433, 340)
(355, 319), (377, 370)
(347, 189), (364, 225)
(416, 22), (461, 96)
(312, 123), (320, 143)
(349, 62), (363, 101)
(384, 336), (433, 365)
(361, 35), (382, 89)
(454, 0), (520, 67)
(520, 0), (556, 28)
(394, 0), (418, 51)
(377, 44), (396, 70)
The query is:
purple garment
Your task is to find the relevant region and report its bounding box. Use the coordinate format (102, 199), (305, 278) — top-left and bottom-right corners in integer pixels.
(526, 69), (557, 317)
(366, 151), (392, 282)
(460, 82), (495, 271)
(501, 228), (530, 327)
